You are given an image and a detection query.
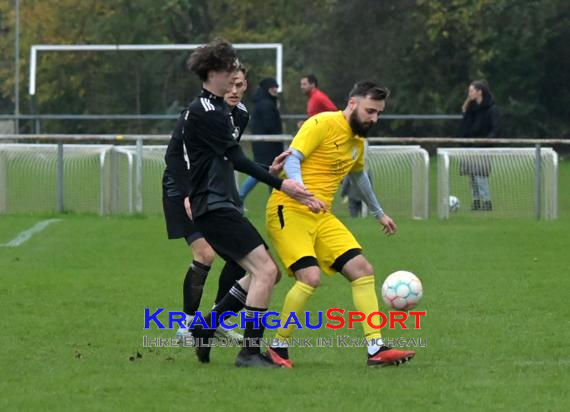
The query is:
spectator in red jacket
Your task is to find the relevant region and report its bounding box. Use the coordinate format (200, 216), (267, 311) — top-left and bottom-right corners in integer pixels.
(300, 74), (337, 118)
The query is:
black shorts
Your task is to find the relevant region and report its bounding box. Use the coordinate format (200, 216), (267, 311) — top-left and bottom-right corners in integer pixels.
(193, 208), (266, 263)
(162, 194), (203, 245)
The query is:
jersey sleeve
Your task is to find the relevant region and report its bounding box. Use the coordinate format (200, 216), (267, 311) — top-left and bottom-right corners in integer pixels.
(190, 108), (239, 156)
(289, 116), (328, 158)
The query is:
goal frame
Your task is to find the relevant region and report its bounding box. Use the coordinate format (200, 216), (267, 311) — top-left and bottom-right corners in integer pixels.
(28, 43), (284, 97)
(437, 147), (558, 220)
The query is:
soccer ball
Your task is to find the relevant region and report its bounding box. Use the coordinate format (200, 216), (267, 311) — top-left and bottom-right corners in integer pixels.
(381, 271), (423, 310)
(449, 195), (460, 212)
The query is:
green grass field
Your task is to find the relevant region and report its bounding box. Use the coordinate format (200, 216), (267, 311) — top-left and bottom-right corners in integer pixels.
(1, 162), (570, 411)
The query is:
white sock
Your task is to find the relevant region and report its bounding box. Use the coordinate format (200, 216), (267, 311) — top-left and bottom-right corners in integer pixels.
(184, 314), (194, 328)
(367, 338), (385, 355)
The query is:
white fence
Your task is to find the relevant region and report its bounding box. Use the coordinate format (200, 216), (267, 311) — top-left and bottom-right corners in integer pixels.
(0, 135), (567, 219)
(0, 141), (431, 217)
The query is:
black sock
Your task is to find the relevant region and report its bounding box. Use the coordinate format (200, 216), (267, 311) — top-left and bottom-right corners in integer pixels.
(202, 282), (247, 328)
(183, 260), (210, 316)
(239, 306), (267, 356)
(215, 261), (246, 304)
(272, 347), (289, 359)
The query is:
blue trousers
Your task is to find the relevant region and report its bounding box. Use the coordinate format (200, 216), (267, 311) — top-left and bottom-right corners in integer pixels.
(470, 175), (491, 201)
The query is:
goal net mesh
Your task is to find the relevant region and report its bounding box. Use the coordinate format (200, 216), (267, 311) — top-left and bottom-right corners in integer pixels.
(0, 144), (110, 214)
(365, 146), (429, 219)
(437, 148), (558, 219)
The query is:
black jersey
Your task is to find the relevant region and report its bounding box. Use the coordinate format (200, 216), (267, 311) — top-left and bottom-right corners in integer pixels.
(163, 93), (249, 199)
(177, 89), (257, 218)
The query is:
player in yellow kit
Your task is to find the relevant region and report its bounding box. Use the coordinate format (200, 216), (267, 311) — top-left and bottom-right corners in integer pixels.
(265, 81), (416, 367)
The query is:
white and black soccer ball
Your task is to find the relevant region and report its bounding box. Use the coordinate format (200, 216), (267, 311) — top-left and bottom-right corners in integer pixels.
(449, 195), (460, 213)
(381, 270), (423, 310)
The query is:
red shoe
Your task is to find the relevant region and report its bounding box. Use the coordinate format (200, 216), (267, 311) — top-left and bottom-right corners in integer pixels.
(267, 347), (294, 369)
(367, 347), (416, 367)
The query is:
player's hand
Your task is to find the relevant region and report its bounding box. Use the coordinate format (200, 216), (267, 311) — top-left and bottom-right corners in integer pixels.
(301, 196), (327, 214)
(269, 149), (292, 176)
(378, 214), (396, 235)
(280, 179), (314, 202)
(184, 196), (193, 220)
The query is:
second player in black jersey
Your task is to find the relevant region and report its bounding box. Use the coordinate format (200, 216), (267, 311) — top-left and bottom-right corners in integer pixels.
(162, 66), (250, 344)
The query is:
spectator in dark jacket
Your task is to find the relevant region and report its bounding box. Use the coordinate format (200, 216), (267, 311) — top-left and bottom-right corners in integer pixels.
(239, 78), (284, 203)
(459, 79), (501, 211)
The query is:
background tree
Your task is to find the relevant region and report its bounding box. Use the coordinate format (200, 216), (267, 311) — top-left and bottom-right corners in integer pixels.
(0, 0), (567, 137)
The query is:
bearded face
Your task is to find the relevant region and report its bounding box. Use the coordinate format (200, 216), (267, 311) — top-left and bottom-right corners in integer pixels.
(348, 96), (386, 137)
(349, 110), (375, 137)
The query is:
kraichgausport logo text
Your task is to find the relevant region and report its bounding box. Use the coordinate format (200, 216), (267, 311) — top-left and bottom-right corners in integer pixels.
(144, 308), (426, 330)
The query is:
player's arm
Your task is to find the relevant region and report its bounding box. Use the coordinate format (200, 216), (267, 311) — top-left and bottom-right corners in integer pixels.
(282, 118), (330, 207)
(226, 146), (323, 212)
(348, 144), (396, 234)
(283, 149), (305, 185)
(195, 109), (321, 210)
(193, 109), (282, 188)
(164, 111), (192, 197)
(285, 115), (330, 185)
(347, 171), (384, 218)
(348, 171), (396, 234)
(225, 146), (283, 189)
(280, 149), (325, 212)
(269, 149), (292, 176)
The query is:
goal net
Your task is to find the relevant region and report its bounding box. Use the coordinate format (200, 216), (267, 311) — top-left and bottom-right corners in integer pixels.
(110, 145), (166, 214)
(0, 143), (431, 217)
(0, 144), (111, 214)
(365, 145), (429, 219)
(437, 148), (558, 219)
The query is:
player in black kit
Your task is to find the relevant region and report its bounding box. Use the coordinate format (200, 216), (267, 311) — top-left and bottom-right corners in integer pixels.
(162, 65), (251, 343)
(177, 39), (324, 368)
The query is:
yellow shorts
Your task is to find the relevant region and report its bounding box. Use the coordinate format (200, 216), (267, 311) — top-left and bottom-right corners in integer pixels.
(266, 204), (361, 275)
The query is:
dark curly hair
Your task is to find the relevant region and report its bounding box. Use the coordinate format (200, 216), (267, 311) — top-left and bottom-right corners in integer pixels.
(187, 38), (239, 81)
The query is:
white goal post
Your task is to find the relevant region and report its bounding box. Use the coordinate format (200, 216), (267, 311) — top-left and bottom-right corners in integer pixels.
(28, 43), (284, 96)
(110, 145), (166, 215)
(437, 147), (558, 220)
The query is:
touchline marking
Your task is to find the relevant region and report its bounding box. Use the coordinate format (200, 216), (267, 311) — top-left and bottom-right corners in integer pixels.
(0, 219), (61, 247)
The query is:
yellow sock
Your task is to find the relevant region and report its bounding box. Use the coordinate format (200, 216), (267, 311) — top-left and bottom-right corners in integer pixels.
(275, 281), (315, 341)
(351, 275), (382, 340)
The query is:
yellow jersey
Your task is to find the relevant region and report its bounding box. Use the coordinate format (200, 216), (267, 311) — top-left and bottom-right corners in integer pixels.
(269, 110), (365, 211)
